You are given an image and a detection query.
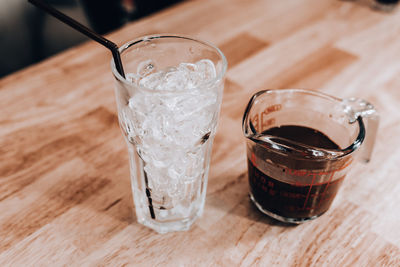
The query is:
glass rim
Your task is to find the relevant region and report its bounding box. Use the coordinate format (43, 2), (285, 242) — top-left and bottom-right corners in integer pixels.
(111, 33), (228, 93)
(242, 89), (365, 160)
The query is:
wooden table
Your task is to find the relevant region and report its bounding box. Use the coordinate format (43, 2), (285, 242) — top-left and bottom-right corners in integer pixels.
(1, 0), (400, 265)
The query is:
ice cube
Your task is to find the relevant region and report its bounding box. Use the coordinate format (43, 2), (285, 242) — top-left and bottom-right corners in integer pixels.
(138, 71), (165, 90)
(195, 59), (216, 82)
(163, 68), (190, 91)
(126, 73), (140, 83)
(179, 62), (197, 72)
(121, 59), (219, 196)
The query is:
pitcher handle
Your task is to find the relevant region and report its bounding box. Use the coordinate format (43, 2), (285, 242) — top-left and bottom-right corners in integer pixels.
(342, 98), (379, 163)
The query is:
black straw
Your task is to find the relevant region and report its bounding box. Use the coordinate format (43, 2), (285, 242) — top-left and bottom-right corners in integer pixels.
(28, 0), (125, 78)
(27, 0), (161, 220)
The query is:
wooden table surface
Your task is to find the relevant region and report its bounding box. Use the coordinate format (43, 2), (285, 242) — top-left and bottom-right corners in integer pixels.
(1, 0), (400, 266)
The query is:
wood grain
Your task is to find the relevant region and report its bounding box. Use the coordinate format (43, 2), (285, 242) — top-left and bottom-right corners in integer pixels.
(219, 33), (269, 68)
(1, 0), (400, 266)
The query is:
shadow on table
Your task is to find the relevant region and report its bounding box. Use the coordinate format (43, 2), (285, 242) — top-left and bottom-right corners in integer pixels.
(207, 172), (298, 228)
(340, 0), (399, 11)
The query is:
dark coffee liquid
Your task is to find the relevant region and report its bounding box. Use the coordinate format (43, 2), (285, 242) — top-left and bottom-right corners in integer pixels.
(248, 125), (344, 220)
(376, 0), (398, 4)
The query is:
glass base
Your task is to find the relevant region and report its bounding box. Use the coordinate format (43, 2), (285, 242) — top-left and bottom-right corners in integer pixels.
(134, 203), (204, 234)
(249, 192), (320, 224)
(137, 214), (200, 234)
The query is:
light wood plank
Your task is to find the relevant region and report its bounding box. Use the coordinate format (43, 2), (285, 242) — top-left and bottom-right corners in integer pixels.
(1, 0), (400, 265)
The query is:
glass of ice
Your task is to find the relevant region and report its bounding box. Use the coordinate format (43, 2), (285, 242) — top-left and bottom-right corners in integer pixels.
(111, 34), (227, 233)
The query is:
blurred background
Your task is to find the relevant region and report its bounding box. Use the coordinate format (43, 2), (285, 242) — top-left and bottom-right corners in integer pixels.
(0, 0), (183, 78)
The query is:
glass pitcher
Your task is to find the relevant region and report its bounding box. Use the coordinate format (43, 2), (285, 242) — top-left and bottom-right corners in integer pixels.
(242, 89), (379, 223)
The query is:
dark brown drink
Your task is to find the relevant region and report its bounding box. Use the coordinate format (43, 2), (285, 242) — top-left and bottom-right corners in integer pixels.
(248, 125), (345, 221)
(376, 0), (398, 4)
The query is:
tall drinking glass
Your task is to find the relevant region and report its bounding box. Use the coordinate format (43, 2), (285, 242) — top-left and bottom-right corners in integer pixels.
(111, 34), (227, 233)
